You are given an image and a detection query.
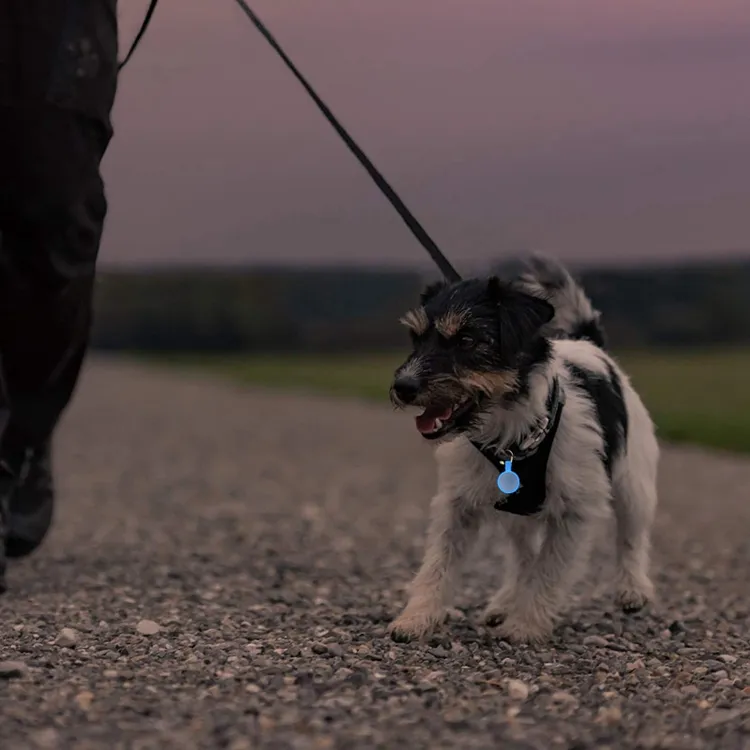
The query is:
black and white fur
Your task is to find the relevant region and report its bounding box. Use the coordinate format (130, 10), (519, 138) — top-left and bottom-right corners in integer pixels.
(388, 256), (658, 644)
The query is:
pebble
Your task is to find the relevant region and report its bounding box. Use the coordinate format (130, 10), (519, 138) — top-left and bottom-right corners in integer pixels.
(136, 619), (161, 636)
(30, 728), (60, 749)
(550, 690), (578, 705)
(597, 705), (623, 725)
(75, 691), (94, 711)
(506, 679), (529, 701)
(0, 660), (27, 679)
(56, 628), (79, 648)
(719, 654), (738, 665)
(583, 635), (609, 648)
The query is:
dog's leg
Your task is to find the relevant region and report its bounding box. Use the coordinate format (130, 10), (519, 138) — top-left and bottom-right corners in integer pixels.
(498, 512), (595, 643)
(388, 494), (484, 642)
(483, 519), (541, 626)
(611, 469), (657, 613)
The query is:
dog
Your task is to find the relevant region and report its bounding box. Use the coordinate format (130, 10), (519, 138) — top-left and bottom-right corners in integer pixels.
(387, 255), (658, 644)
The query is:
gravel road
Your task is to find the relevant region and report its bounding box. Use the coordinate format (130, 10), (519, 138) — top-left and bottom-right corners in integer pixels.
(1, 359), (749, 749)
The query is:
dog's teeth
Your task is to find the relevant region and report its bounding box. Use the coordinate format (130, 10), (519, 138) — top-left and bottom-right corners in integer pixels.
(434, 418), (443, 431)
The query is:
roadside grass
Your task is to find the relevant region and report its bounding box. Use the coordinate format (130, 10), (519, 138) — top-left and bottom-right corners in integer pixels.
(147, 349), (750, 454)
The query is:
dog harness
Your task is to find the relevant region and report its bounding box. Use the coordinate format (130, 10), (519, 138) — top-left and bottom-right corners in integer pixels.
(470, 378), (565, 517)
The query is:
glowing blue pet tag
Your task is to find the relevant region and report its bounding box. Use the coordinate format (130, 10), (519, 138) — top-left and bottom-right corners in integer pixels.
(497, 458), (521, 495)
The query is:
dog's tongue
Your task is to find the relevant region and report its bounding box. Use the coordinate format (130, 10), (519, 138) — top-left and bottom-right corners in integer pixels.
(416, 405), (454, 434)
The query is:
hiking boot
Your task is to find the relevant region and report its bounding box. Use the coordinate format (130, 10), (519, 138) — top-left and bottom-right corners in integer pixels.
(5, 440), (54, 560)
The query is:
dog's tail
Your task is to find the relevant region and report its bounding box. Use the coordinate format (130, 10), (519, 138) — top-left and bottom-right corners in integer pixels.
(516, 254), (607, 349)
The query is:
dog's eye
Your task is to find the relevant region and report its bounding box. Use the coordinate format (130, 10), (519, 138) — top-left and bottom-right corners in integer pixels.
(459, 335), (475, 349)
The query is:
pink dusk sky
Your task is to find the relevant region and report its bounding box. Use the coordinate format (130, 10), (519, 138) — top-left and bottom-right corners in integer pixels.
(107, 0), (750, 270)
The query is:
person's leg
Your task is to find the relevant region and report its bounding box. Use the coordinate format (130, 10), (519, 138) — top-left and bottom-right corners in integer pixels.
(0, 0), (118, 587)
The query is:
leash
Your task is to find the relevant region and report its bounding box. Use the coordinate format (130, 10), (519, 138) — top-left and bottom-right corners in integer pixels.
(118, 0), (563, 513)
(232, 3), (566, 513)
(119, 0), (161, 71)
(230, 0), (462, 284)
(116, 0), (460, 282)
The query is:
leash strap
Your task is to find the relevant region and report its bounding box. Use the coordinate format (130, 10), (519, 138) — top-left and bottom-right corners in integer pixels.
(231, 0), (462, 284)
(119, 0), (161, 71)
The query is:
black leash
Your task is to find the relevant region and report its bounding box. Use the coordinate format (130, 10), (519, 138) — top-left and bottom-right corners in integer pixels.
(230, 0), (462, 284)
(119, 0), (161, 71)
(116, 0), (460, 282)
(117, 0), (564, 514)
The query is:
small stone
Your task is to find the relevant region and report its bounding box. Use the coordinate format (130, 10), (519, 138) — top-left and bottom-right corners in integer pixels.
(704, 659), (725, 671)
(103, 670), (118, 679)
(75, 691), (94, 711)
(626, 659), (645, 672)
(136, 619), (160, 636)
(550, 690), (577, 705)
(258, 715), (276, 731)
(507, 679), (529, 701)
(583, 635), (609, 648)
(597, 706), (623, 725)
(713, 670), (729, 681)
(311, 642), (328, 655)
(716, 678), (735, 688)
(0, 660), (27, 679)
(681, 685), (699, 695)
(56, 628), (79, 648)
(30, 728), (59, 749)
(719, 655), (738, 665)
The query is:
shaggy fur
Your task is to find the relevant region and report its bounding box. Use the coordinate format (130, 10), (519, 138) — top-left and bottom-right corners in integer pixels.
(388, 255), (659, 644)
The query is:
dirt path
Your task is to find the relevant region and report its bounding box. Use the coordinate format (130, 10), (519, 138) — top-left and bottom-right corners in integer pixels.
(2, 359), (749, 749)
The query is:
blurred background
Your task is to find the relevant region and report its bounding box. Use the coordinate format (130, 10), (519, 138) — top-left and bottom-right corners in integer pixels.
(102, 0), (750, 453)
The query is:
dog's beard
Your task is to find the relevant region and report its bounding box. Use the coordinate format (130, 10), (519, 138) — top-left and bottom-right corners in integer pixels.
(391, 370), (518, 440)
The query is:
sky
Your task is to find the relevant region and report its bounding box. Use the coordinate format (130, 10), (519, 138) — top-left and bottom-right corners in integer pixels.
(106, 0), (750, 271)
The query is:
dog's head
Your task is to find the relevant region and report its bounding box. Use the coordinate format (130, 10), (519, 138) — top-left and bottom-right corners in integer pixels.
(390, 277), (554, 440)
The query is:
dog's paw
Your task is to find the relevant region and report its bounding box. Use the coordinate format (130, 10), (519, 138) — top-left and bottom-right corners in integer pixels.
(496, 612), (555, 644)
(482, 603), (510, 628)
(483, 610), (506, 628)
(387, 609), (442, 643)
(616, 577), (654, 614)
(482, 589), (516, 627)
(616, 588), (651, 614)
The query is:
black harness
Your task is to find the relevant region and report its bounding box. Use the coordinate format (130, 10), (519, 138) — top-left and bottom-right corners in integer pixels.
(470, 379), (565, 516)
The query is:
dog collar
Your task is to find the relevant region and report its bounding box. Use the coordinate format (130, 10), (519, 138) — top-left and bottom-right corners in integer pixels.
(470, 377), (565, 517)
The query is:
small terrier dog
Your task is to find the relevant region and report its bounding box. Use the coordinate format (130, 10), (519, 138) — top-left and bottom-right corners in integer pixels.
(387, 256), (658, 644)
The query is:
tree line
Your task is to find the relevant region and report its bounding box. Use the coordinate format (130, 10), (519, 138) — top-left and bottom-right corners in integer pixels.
(91, 259), (750, 353)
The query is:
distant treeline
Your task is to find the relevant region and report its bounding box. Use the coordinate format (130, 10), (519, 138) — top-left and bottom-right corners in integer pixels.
(91, 259), (750, 353)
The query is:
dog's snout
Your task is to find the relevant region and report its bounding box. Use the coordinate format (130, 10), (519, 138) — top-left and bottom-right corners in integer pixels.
(392, 375), (421, 404)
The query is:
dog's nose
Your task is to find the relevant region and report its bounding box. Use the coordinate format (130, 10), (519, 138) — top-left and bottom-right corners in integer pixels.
(392, 375), (421, 404)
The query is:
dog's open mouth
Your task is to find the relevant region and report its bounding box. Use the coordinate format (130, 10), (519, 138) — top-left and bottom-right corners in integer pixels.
(415, 397), (475, 440)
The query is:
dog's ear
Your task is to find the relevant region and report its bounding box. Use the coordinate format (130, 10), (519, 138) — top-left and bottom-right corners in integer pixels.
(487, 276), (555, 354)
(420, 280), (447, 305)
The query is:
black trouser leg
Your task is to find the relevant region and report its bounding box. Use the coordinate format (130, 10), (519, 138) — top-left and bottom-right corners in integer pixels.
(0, 0), (118, 467)
(0, 1), (118, 584)
(0, 107), (111, 470)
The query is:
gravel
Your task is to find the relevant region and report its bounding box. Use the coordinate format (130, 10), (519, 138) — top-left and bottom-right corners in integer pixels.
(1, 358), (750, 749)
